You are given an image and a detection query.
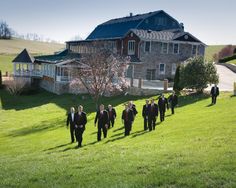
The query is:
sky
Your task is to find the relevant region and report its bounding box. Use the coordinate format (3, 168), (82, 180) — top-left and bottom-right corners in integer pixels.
(0, 0), (235, 44)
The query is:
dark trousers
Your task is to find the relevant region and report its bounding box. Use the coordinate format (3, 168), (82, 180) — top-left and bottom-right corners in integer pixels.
(143, 117), (148, 130)
(212, 95), (217, 104)
(160, 111), (165, 122)
(171, 107), (175, 114)
(108, 119), (115, 128)
(75, 128), (84, 147)
(70, 126), (76, 142)
(97, 125), (107, 141)
(148, 116), (156, 131)
(124, 121), (131, 136)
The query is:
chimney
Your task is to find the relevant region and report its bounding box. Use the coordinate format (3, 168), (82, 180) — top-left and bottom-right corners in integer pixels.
(180, 23), (184, 30)
(130, 12), (133, 17)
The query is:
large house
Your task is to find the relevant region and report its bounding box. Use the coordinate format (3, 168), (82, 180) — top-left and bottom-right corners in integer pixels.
(13, 10), (206, 94)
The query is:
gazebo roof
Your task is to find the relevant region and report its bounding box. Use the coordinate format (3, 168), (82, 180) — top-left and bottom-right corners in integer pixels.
(12, 49), (35, 63)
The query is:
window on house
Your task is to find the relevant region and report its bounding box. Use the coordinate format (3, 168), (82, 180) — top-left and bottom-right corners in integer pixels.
(155, 17), (166, 26)
(173, 43), (179, 54)
(172, 63), (177, 75)
(145, 41), (151, 52)
(161, 43), (168, 54)
(128, 40), (135, 55)
(192, 45), (198, 56)
(146, 69), (156, 80)
(159, 63), (165, 75)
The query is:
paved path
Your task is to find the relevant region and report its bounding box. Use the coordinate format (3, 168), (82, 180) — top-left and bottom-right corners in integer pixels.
(207, 64), (236, 91)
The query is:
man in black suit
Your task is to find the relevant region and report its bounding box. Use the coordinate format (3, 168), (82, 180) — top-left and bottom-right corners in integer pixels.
(66, 107), (76, 143)
(107, 104), (117, 128)
(142, 100), (149, 130)
(128, 101), (137, 131)
(94, 104), (109, 141)
(148, 99), (158, 131)
(211, 84), (219, 104)
(122, 104), (134, 136)
(158, 94), (169, 122)
(168, 91), (178, 114)
(75, 105), (87, 147)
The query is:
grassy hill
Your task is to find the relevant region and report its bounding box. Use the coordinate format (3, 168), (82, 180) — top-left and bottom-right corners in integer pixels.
(205, 45), (225, 62)
(0, 38), (65, 55)
(0, 90), (235, 187)
(0, 38), (65, 73)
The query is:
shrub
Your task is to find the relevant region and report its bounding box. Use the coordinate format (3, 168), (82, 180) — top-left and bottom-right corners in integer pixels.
(214, 45), (235, 62)
(5, 78), (30, 95)
(179, 57), (219, 93)
(219, 54), (236, 63)
(173, 66), (183, 93)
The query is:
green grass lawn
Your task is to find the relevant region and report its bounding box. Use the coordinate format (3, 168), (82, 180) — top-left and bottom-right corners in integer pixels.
(0, 54), (15, 73)
(0, 89), (235, 188)
(227, 59), (236, 65)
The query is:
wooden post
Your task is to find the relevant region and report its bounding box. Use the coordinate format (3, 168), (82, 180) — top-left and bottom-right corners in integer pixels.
(138, 78), (142, 88)
(163, 79), (168, 92)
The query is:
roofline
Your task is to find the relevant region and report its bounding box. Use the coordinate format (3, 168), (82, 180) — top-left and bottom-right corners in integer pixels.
(174, 32), (207, 46)
(66, 38), (122, 43)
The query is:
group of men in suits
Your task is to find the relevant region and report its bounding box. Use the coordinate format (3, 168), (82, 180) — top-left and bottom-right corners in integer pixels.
(66, 86), (219, 146)
(142, 92), (178, 131)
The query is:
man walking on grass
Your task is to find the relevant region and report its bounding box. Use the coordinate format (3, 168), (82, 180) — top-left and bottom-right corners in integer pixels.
(66, 107), (76, 143)
(211, 84), (219, 104)
(158, 94), (169, 122)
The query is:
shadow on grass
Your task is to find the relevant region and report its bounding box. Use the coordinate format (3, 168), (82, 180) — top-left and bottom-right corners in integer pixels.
(0, 89), (148, 113)
(43, 143), (71, 152)
(178, 93), (210, 108)
(206, 103), (214, 107)
(8, 119), (64, 137)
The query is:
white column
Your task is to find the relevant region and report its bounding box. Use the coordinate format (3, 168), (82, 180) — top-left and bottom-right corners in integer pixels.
(14, 63), (16, 75)
(30, 64), (33, 76)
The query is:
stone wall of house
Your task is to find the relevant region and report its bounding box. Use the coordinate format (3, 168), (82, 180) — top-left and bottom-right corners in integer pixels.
(136, 41), (205, 80)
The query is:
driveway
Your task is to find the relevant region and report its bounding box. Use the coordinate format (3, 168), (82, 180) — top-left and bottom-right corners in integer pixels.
(208, 64), (236, 91)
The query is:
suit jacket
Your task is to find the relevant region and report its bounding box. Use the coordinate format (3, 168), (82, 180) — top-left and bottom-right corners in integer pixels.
(168, 94), (178, 107)
(131, 104), (138, 116)
(67, 112), (76, 128)
(142, 104), (149, 117)
(94, 110), (109, 127)
(122, 109), (134, 123)
(148, 103), (158, 117)
(107, 108), (117, 121)
(75, 112), (87, 130)
(211, 86), (219, 96)
(158, 98), (169, 112)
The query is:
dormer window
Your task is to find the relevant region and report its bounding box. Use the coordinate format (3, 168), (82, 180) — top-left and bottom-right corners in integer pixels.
(128, 40), (135, 55)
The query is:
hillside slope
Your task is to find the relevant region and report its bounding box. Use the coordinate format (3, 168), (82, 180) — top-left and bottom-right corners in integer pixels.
(0, 38), (65, 55)
(0, 91), (235, 187)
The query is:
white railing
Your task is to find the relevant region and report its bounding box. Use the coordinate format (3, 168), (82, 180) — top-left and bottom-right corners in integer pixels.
(14, 70), (42, 77)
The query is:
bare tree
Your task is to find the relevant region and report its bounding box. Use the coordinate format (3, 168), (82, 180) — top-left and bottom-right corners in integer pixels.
(69, 47), (130, 106)
(0, 21), (12, 39)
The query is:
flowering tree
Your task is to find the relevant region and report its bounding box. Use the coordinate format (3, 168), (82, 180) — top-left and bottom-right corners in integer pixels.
(70, 48), (130, 106)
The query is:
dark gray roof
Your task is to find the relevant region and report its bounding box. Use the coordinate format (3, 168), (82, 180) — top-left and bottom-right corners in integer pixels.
(86, 10), (182, 40)
(12, 49), (35, 63)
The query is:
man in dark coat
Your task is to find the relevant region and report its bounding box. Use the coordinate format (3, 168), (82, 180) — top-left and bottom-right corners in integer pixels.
(107, 104), (117, 128)
(148, 99), (158, 131)
(66, 107), (76, 143)
(94, 104), (109, 141)
(128, 101), (137, 131)
(75, 105), (87, 147)
(168, 91), (178, 114)
(158, 94), (169, 122)
(211, 84), (219, 104)
(142, 100), (149, 131)
(122, 104), (134, 136)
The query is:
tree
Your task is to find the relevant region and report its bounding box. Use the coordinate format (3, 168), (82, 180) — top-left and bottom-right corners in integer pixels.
(179, 57), (219, 93)
(0, 70), (2, 88)
(69, 47), (130, 107)
(173, 65), (183, 93)
(214, 45), (235, 62)
(0, 21), (12, 39)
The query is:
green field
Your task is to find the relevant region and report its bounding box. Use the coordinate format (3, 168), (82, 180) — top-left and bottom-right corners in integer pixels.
(0, 89), (235, 188)
(204, 45), (225, 62)
(0, 38), (65, 74)
(227, 59), (236, 65)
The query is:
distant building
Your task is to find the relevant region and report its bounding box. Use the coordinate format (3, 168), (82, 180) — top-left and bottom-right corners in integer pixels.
(13, 10), (206, 94)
